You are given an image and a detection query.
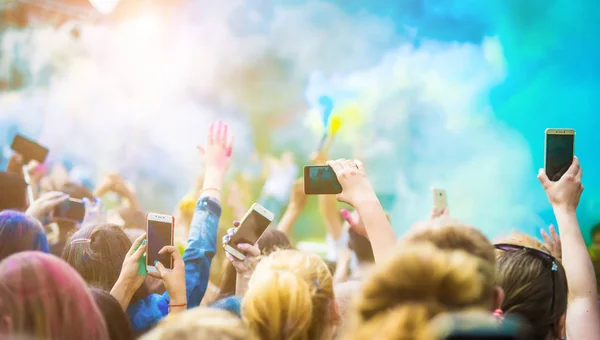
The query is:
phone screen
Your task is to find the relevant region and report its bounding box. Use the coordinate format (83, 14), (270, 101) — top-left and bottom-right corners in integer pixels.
(147, 220), (173, 269)
(304, 165), (342, 195)
(53, 198), (85, 222)
(230, 210), (271, 247)
(10, 134), (49, 164)
(546, 133), (574, 181)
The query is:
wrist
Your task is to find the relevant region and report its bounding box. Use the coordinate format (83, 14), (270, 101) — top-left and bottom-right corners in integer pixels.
(351, 191), (379, 210)
(552, 205), (577, 217)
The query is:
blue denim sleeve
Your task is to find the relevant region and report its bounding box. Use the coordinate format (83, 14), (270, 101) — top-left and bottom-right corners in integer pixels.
(181, 196), (221, 308)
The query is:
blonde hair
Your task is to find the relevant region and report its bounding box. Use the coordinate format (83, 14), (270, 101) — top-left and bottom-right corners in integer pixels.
(347, 242), (495, 340)
(243, 249), (335, 340)
(140, 307), (255, 340)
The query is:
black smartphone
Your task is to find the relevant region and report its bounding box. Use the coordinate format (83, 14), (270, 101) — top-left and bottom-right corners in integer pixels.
(544, 128), (575, 181)
(53, 198), (85, 223)
(303, 165), (342, 195)
(10, 134), (49, 164)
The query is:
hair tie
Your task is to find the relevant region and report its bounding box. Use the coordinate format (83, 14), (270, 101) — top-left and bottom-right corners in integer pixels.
(70, 238), (91, 245)
(313, 278), (321, 293)
(551, 261), (558, 271)
(493, 309), (504, 322)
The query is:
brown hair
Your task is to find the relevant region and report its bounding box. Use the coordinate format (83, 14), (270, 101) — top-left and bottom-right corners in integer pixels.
(0, 251), (108, 339)
(348, 242), (495, 340)
(243, 249), (335, 340)
(495, 232), (568, 340)
(62, 223), (150, 302)
(140, 308), (256, 340)
(404, 217), (496, 266)
(217, 229), (291, 300)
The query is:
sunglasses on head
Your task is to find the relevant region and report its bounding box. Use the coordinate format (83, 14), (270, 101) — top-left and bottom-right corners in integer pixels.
(494, 243), (558, 315)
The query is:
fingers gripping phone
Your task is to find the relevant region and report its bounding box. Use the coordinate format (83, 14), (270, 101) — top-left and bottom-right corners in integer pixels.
(544, 128), (575, 182)
(224, 203), (274, 260)
(10, 134), (49, 164)
(53, 198), (85, 223)
(432, 188), (448, 211)
(303, 165), (342, 195)
(146, 213), (175, 273)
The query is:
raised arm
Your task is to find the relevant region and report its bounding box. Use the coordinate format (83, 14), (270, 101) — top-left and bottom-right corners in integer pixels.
(538, 157), (600, 339)
(327, 159), (396, 263)
(276, 178), (307, 236)
(312, 152), (344, 240)
(179, 121), (233, 308)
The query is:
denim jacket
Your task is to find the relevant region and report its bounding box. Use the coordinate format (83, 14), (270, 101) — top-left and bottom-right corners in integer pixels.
(127, 196), (221, 332)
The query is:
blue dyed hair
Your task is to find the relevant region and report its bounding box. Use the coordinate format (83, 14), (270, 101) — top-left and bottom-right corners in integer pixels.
(210, 296), (241, 317)
(0, 210), (49, 261)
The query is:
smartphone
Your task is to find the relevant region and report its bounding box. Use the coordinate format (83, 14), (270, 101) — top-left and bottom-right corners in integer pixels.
(10, 134), (49, 164)
(52, 198), (85, 223)
(544, 128), (575, 181)
(224, 203), (274, 260)
(303, 165), (342, 195)
(432, 188), (448, 211)
(146, 213), (175, 273)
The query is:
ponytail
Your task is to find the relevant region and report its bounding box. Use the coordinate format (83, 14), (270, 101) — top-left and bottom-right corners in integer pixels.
(348, 242), (494, 340)
(243, 249), (334, 340)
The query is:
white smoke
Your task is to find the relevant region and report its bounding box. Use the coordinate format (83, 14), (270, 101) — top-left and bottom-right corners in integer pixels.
(0, 1), (540, 237)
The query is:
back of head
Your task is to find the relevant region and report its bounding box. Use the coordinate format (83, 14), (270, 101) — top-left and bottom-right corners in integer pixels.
(141, 307), (255, 340)
(0, 210), (48, 261)
(62, 223), (132, 290)
(0, 251), (108, 339)
(495, 233), (568, 340)
(243, 249), (335, 340)
(257, 228), (292, 253)
(91, 288), (134, 340)
(349, 242), (495, 340)
(0, 172), (27, 212)
(404, 217), (496, 267)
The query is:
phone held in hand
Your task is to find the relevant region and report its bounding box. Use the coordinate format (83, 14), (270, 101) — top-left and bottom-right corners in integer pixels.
(53, 198), (85, 223)
(224, 203), (274, 261)
(146, 213), (175, 273)
(10, 134), (49, 164)
(303, 165), (342, 195)
(432, 188), (448, 211)
(544, 128), (575, 182)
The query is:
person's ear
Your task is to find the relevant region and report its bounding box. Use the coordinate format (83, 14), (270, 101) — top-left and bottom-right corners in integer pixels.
(492, 286), (504, 311)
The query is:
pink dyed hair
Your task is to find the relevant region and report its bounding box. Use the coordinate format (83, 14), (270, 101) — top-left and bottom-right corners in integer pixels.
(0, 251), (108, 339)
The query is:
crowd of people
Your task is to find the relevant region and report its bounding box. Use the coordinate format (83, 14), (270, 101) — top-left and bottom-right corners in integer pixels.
(0, 120), (599, 340)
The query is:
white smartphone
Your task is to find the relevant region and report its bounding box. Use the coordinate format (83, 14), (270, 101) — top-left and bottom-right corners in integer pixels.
(146, 213), (175, 274)
(224, 203), (274, 261)
(544, 128), (575, 182)
(432, 188), (448, 211)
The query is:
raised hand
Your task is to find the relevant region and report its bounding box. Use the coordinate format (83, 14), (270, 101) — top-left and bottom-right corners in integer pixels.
(538, 156), (583, 213)
(341, 208), (367, 237)
(25, 191), (70, 223)
(222, 223), (261, 277)
(149, 246), (187, 311)
(541, 224), (562, 261)
(326, 158), (375, 207)
(111, 233), (147, 309)
(430, 206), (449, 220)
(197, 121), (234, 173)
(81, 197), (106, 228)
(289, 178), (308, 211)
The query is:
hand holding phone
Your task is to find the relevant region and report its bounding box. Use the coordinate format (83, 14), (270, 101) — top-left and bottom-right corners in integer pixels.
(25, 191), (71, 223)
(303, 165), (342, 195)
(53, 198), (86, 223)
(146, 213), (175, 274)
(223, 203), (274, 260)
(544, 128), (575, 181)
